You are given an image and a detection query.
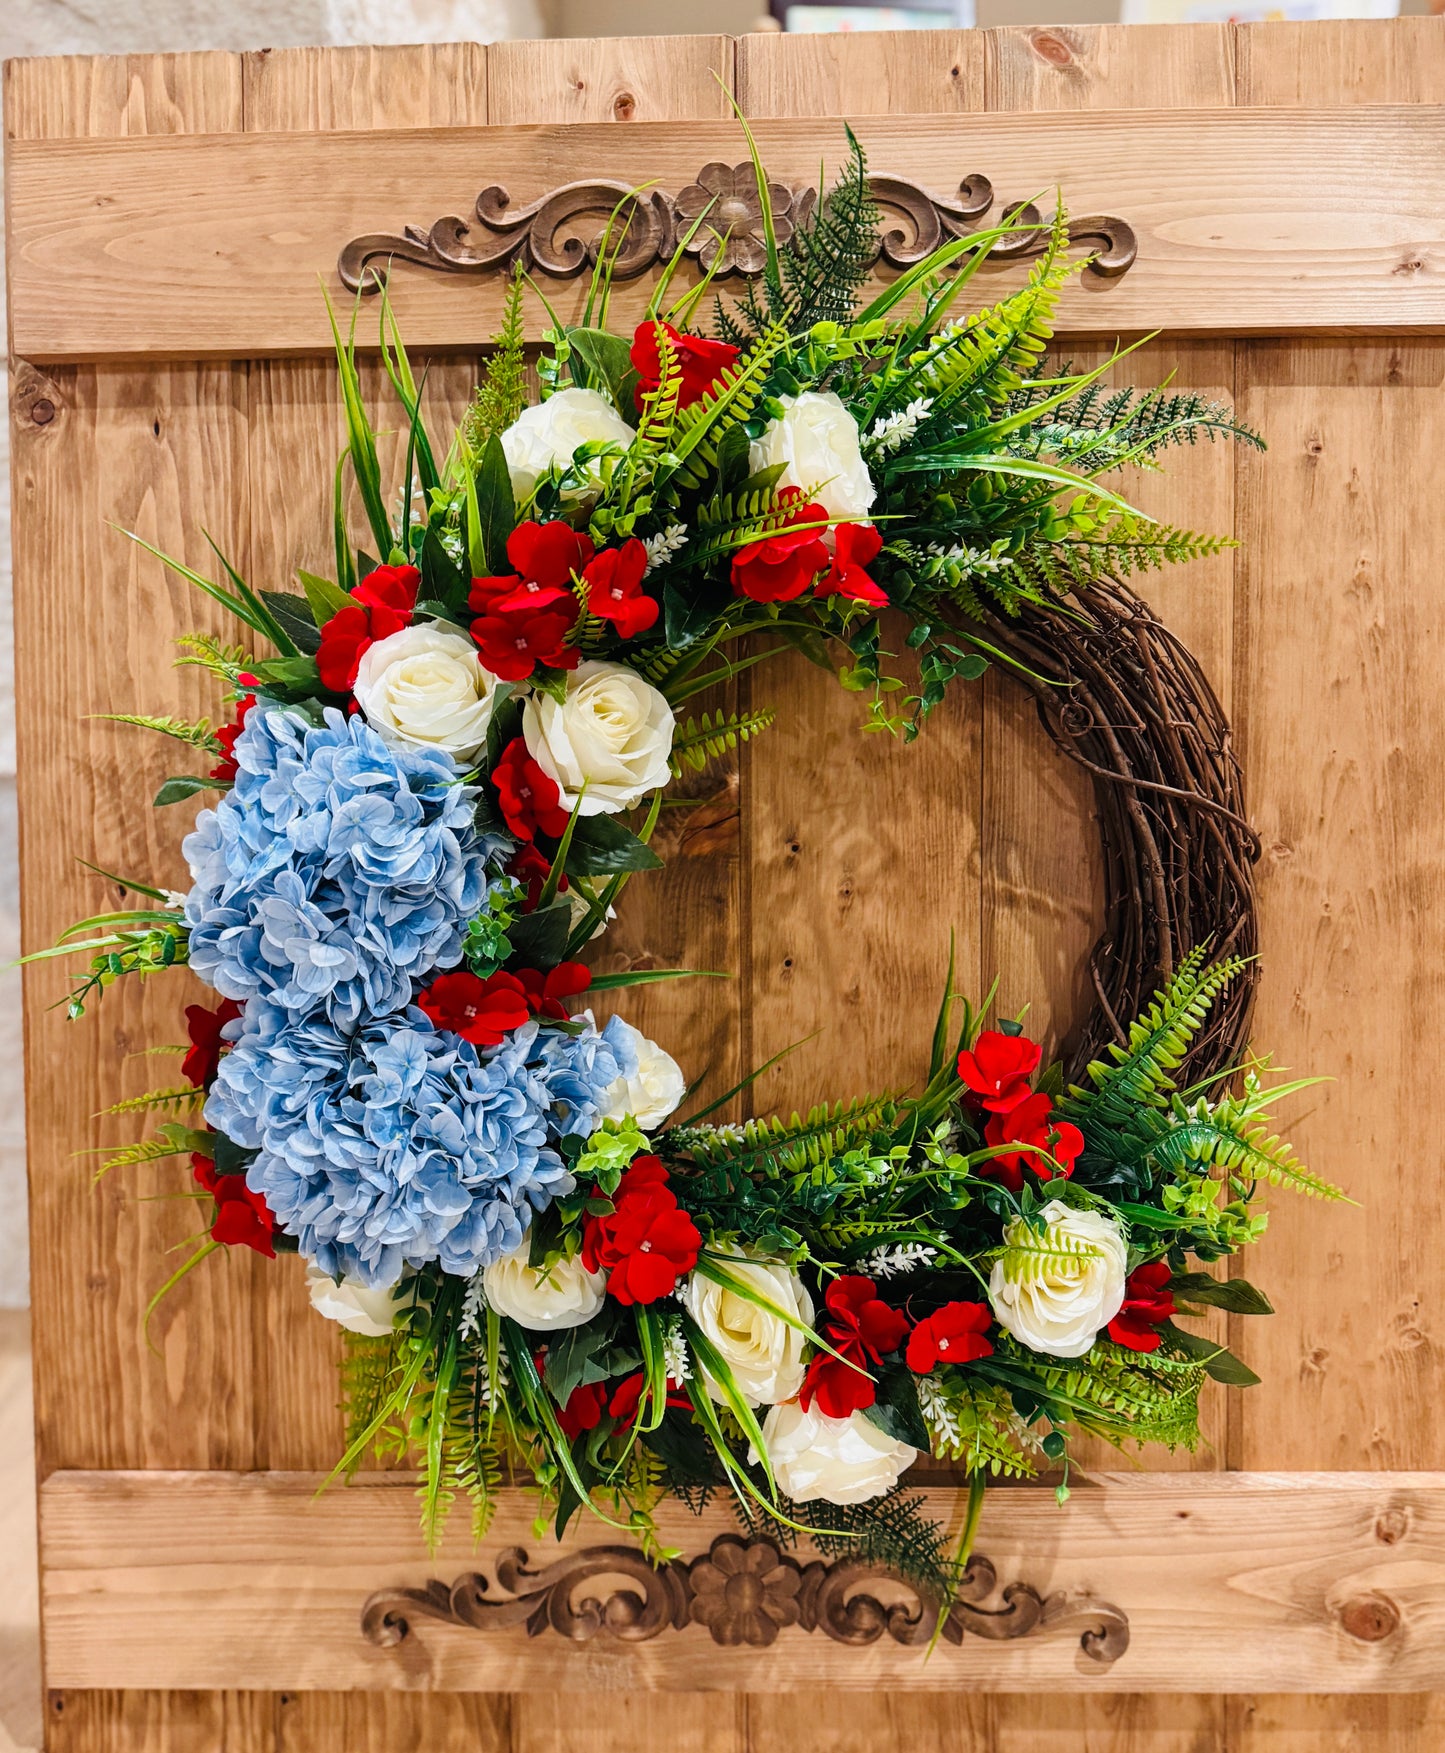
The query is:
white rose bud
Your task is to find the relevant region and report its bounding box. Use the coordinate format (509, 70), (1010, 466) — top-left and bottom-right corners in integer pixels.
(601, 1018), (687, 1129)
(522, 659), (674, 816)
(988, 1198), (1128, 1359)
(306, 1264), (402, 1337)
(501, 386), (636, 503)
(754, 1402), (917, 1505)
(482, 1243), (606, 1332)
(681, 1252), (812, 1407)
(352, 622), (497, 764)
(749, 389), (875, 526)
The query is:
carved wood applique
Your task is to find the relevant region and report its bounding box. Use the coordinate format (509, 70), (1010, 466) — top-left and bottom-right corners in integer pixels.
(361, 1534), (1130, 1663)
(338, 165), (1137, 293)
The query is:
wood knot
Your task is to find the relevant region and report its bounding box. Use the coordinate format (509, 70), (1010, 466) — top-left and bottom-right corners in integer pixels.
(30, 397), (55, 425)
(1375, 1507), (1409, 1546)
(612, 91), (637, 121)
(1338, 1593), (1400, 1643)
(1029, 30), (1075, 68)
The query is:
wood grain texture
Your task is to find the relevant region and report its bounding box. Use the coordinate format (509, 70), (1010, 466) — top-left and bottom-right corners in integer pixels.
(37, 1469), (1445, 1694)
(46, 1690), (275, 1752)
(275, 1690), (509, 1750)
(487, 35), (736, 125)
(12, 105), (1445, 362)
(242, 43), (488, 132)
(986, 23), (1233, 111)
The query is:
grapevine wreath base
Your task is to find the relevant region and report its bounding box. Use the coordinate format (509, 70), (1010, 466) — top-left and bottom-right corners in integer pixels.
(40, 131), (1335, 1607)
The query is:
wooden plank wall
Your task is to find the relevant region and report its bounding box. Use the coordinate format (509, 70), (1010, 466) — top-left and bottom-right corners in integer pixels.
(8, 18), (1445, 1750)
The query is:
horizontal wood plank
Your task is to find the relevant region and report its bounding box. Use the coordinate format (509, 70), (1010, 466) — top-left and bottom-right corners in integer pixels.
(37, 1470), (1445, 1694)
(7, 105), (1445, 359)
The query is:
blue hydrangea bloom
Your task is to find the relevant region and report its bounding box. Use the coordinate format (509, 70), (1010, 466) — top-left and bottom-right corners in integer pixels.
(183, 707), (506, 1026)
(207, 1001), (632, 1287)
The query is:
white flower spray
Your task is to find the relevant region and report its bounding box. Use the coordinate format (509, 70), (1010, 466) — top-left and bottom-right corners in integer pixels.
(867, 396), (933, 455)
(643, 523), (689, 576)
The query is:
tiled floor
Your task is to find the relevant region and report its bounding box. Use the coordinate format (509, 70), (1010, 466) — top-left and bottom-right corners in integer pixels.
(0, 1312), (40, 1753)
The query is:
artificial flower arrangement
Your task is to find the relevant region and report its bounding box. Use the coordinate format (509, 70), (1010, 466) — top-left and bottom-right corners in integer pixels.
(39, 131), (1341, 1596)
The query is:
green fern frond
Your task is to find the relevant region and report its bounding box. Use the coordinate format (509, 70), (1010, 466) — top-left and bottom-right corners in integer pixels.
(88, 1132), (197, 1176)
(669, 708), (776, 775)
(776, 128), (881, 333)
(1152, 1095), (1346, 1200)
(99, 1084), (203, 1118)
(174, 632), (251, 680)
(669, 321), (793, 492)
(95, 713), (224, 754)
(683, 1096), (896, 1177)
(466, 267), (528, 446)
(631, 321), (685, 462)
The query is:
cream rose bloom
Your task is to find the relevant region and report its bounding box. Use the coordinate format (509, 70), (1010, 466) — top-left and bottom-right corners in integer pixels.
(522, 660), (674, 816)
(749, 389), (875, 525)
(601, 1018), (687, 1129)
(988, 1199), (1128, 1359)
(482, 1243), (606, 1332)
(501, 386), (636, 503)
(353, 622), (497, 763)
(681, 1253), (812, 1406)
(306, 1264), (401, 1337)
(755, 1402), (917, 1505)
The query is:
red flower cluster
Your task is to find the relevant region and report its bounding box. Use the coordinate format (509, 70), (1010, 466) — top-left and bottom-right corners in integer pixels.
(630, 319), (739, 413)
(417, 969), (531, 1046)
(906, 1300), (993, 1373)
(191, 1151), (276, 1257)
(1107, 1263), (1176, 1353)
(959, 1029), (1083, 1192)
(730, 489), (831, 603)
(182, 998), (243, 1089)
(553, 1370), (690, 1440)
(493, 736), (570, 842)
(209, 695), (255, 783)
(469, 521), (590, 681)
(582, 539), (658, 638)
(799, 1275), (908, 1419)
(515, 962), (592, 1021)
(506, 842), (565, 909)
(816, 523), (887, 608)
(581, 1157), (701, 1306)
(315, 564), (420, 693)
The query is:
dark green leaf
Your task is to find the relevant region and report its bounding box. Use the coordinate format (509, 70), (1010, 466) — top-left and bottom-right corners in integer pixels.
(1163, 1323), (1262, 1386)
(565, 815), (664, 876)
(211, 1131), (258, 1177)
(248, 655), (324, 701)
(474, 434), (516, 576)
(1168, 1272), (1274, 1316)
(154, 774), (223, 807)
(260, 591), (322, 655)
(420, 524), (471, 616)
(663, 580), (723, 651)
(862, 1365), (930, 1450)
(298, 568), (355, 627)
(506, 899), (572, 968)
(568, 327), (635, 411)
(544, 1322), (615, 1406)
(485, 688), (522, 773)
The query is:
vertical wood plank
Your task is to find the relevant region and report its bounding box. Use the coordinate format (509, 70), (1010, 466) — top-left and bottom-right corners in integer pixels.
(734, 27), (987, 1126)
(1228, 22), (1445, 1749)
(993, 1695), (1223, 1753)
(276, 1690), (509, 1751)
(747, 1692), (989, 1753)
(47, 1689), (275, 1753)
(492, 40), (745, 1753)
(243, 43), (488, 130)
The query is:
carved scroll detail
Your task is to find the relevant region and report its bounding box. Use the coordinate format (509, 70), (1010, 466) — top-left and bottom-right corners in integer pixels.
(338, 166), (1136, 293)
(360, 1534), (1129, 1664)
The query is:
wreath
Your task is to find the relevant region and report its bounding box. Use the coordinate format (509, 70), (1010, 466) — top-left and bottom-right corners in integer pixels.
(41, 135), (1340, 1597)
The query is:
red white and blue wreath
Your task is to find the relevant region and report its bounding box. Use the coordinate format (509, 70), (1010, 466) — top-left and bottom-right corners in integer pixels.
(40, 134), (1340, 1593)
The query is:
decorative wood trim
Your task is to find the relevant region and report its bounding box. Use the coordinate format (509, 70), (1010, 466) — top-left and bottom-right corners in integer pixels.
(8, 107), (1445, 359)
(360, 1534), (1129, 1660)
(336, 167), (1136, 294)
(36, 1469), (1445, 1691)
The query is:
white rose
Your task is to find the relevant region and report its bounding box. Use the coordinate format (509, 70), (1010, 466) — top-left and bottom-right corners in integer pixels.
(353, 622), (497, 763)
(681, 1253), (812, 1406)
(601, 1018), (687, 1129)
(482, 1243), (605, 1332)
(749, 390), (875, 526)
(754, 1402), (917, 1506)
(501, 386), (636, 503)
(988, 1198), (1128, 1359)
(306, 1264), (401, 1337)
(522, 660), (674, 816)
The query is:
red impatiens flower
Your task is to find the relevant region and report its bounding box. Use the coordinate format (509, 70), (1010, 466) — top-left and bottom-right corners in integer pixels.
(182, 998), (243, 1089)
(957, 1029), (1043, 1114)
(492, 737), (571, 842)
(730, 490), (831, 603)
(506, 842), (566, 910)
(471, 600), (580, 683)
(555, 1378), (609, 1440)
(1107, 1263), (1177, 1353)
(470, 521), (596, 617)
(581, 1156), (702, 1306)
(417, 969), (530, 1046)
(630, 319), (739, 412)
(799, 1274), (909, 1420)
(515, 962), (593, 1021)
(191, 1151), (277, 1258)
(583, 540), (659, 638)
(209, 695), (255, 782)
(982, 1092), (1085, 1193)
(816, 523), (887, 607)
(315, 566), (421, 693)
(906, 1301), (994, 1373)
(607, 1371), (693, 1427)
